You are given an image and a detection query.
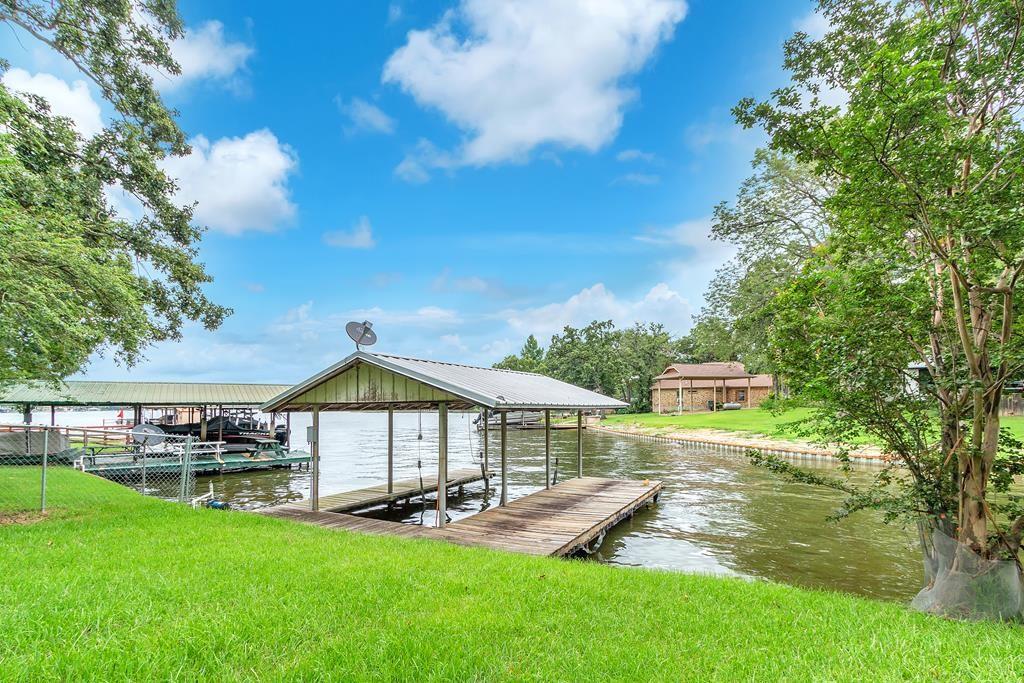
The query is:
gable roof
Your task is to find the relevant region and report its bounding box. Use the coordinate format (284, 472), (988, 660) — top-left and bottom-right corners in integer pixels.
(261, 351), (627, 412)
(0, 380), (292, 407)
(654, 362), (755, 380)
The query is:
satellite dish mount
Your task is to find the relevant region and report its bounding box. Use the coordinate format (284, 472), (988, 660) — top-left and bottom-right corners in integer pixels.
(346, 320), (378, 350)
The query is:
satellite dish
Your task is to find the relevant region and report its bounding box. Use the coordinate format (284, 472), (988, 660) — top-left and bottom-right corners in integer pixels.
(346, 320), (378, 350)
(131, 423), (166, 446)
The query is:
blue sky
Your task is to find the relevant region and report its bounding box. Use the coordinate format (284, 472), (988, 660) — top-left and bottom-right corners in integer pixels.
(3, 0), (823, 382)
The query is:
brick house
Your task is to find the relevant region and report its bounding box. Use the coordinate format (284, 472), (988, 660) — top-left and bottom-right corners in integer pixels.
(650, 362), (773, 413)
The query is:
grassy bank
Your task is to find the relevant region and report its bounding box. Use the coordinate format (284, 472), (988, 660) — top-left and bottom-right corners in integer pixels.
(604, 409), (1024, 445)
(2, 471), (1023, 679)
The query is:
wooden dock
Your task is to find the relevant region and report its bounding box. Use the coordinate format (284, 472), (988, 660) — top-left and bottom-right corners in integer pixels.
(260, 476), (662, 557)
(263, 467), (489, 515)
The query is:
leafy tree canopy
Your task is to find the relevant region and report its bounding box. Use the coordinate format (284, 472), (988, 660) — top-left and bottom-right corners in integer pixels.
(0, 0), (229, 385)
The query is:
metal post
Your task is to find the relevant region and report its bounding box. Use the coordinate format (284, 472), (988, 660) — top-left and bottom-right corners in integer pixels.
(311, 407), (320, 511)
(576, 411), (583, 478)
(437, 402), (448, 528)
(22, 404), (31, 425)
(545, 409), (551, 489)
(40, 427), (49, 511)
(500, 411), (507, 506)
(50, 405), (55, 426)
(387, 405), (394, 494)
(482, 408), (490, 487)
(178, 436), (192, 503)
(285, 412), (291, 447)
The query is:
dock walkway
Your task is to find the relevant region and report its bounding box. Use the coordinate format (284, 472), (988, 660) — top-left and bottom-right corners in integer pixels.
(260, 476), (662, 557)
(263, 467), (488, 515)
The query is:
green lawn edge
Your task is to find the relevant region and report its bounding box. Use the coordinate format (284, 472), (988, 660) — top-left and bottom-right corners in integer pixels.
(1, 470), (1023, 681)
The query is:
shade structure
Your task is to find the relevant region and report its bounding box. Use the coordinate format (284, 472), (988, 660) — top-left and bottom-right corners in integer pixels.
(0, 380), (292, 407)
(261, 351), (627, 413)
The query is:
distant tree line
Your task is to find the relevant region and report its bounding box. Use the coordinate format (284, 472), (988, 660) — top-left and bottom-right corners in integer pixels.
(494, 321), (748, 413)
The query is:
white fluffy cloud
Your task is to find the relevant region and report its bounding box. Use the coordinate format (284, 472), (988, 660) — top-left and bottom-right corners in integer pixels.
(383, 0), (686, 178)
(323, 216), (377, 248)
(794, 10), (830, 39)
(337, 97), (396, 135)
(152, 20), (253, 90)
(2, 68), (103, 137)
(501, 282), (691, 339)
(162, 129), (298, 234)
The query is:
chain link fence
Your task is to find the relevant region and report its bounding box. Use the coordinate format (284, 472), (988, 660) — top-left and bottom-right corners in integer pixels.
(0, 425), (197, 515)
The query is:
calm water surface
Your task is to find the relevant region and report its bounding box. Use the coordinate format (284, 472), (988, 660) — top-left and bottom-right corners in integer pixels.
(6, 409), (923, 601)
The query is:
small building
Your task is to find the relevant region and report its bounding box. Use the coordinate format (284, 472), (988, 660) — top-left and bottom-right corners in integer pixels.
(651, 362), (772, 413)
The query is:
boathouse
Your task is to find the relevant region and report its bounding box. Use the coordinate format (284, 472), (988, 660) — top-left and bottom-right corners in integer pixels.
(651, 362), (772, 413)
(259, 351), (662, 556)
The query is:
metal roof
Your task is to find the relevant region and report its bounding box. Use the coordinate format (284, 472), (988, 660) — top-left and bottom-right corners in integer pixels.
(262, 351), (627, 412)
(0, 380), (293, 407)
(653, 362), (756, 380)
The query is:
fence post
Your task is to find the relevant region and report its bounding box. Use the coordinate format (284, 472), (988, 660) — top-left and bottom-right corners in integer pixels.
(40, 427), (49, 512)
(178, 436), (193, 504)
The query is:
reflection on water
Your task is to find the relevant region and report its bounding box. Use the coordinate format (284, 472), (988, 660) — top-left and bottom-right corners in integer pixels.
(6, 410), (923, 601)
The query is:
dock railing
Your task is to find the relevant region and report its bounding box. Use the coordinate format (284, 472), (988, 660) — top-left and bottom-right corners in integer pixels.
(0, 425), (197, 515)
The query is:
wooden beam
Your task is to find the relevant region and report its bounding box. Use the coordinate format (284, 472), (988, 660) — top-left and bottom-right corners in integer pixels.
(576, 411), (583, 478)
(437, 402), (448, 528)
(545, 409), (551, 489)
(747, 377), (752, 408)
(387, 405), (394, 494)
(500, 411), (508, 506)
(482, 408), (490, 488)
(311, 406), (320, 512)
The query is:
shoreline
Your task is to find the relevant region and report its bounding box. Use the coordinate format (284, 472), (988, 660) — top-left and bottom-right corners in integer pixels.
(591, 423), (889, 464)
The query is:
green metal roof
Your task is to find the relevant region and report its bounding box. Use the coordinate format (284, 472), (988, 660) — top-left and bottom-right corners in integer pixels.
(0, 380), (293, 407)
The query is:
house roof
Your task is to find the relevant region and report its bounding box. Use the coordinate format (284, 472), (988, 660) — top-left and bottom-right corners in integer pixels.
(653, 362), (756, 380)
(0, 380), (293, 407)
(652, 376), (772, 390)
(261, 351), (627, 412)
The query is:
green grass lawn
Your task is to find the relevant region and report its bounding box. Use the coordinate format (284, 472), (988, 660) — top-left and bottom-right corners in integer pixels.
(604, 409), (1024, 446)
(2, 470), (1024, 680)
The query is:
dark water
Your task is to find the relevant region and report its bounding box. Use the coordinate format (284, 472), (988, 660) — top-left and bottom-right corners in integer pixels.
(200, 411), (923, 602)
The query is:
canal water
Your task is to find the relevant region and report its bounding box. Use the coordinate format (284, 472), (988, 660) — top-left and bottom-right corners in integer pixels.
(4, 409), (923, 601)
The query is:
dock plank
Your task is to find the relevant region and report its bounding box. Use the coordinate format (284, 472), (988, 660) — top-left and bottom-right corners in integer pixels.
(260, 467), (489, 515)
(259, 476), (662, 557)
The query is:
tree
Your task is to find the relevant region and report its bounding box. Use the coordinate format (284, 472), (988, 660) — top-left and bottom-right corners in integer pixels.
(691, 151), (832, 374)
(493, 335), (545, 373)
(619, 323), (675, 411)
(0, 1), (229, 384)
(736, 0), (1024, 615)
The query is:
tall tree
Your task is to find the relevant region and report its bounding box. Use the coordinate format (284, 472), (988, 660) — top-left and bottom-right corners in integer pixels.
(736, 0), (1024, 591)
(493, 334), (545, 373)
(0, 1), (229, 384)
(691, 150), (832, 374)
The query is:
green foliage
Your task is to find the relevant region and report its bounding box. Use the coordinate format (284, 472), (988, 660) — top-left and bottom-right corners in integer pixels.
(735, 0), (1024, 557)
(4, 471), (1024, 680)
(496, 322), (676, 412)
(0, 1), (229, 385)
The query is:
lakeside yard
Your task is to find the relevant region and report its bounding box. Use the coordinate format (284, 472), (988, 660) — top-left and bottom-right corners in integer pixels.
(604, 409), (1024, 446)
(2, 469), (1023, 680)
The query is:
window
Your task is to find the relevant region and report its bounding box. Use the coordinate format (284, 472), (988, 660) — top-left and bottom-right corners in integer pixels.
(737, 390), (746, 401)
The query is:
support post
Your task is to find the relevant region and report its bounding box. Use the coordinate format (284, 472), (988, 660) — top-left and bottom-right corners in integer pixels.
(387, 405), (394, 494)
(713, 381), (717, 412)
(677, 380), (682, 414)
(40, 427), (49, 512)
(310, 407), (320, 511)
(22, 404), (32, 425)
(200, 407), (208, 441)
(269, 412), (276, 439)
(437, 402), (448, 528)
(747, 377), (752, 409)
(217, 404), (224, 442)
(285, 412), (291, 447)
(545, 409), (551, 489)
(482, 408), (490, 486)
(576, 410), (583, 478)
(500, 411), (508, 506)
(50, 405), (55, 426)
